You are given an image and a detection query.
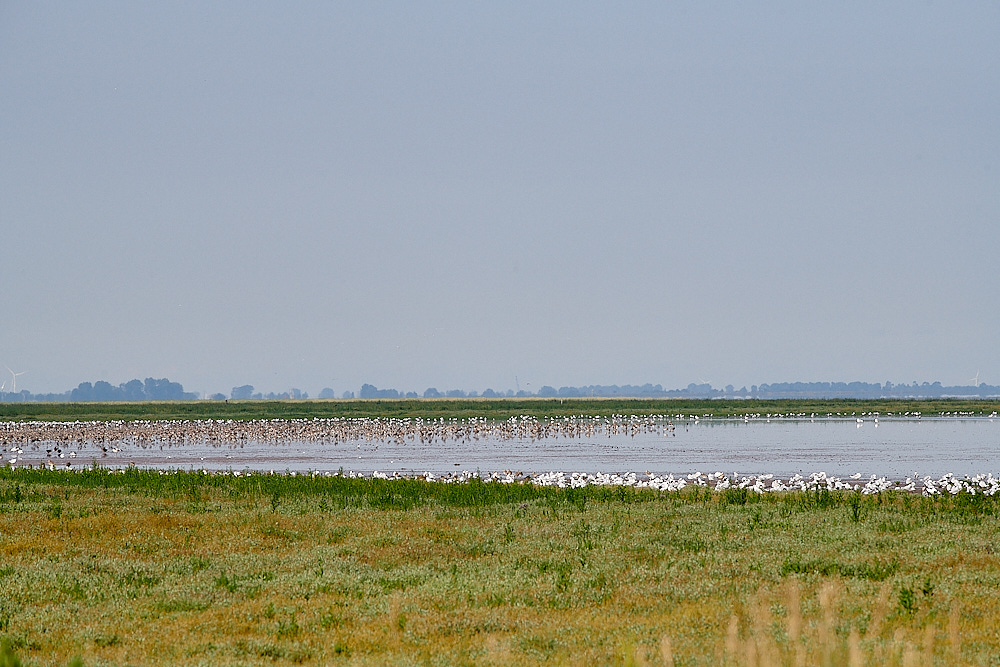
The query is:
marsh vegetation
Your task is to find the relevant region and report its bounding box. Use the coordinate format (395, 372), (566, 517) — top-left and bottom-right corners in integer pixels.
(2, 397), (999, 423)
(1, 468), (998, 664)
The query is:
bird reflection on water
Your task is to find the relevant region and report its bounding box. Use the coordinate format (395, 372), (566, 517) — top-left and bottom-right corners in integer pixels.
(1, 413), (997, 482)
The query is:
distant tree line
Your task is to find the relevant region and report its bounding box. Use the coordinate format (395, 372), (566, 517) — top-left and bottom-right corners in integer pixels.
(3, 379), (998, 403)
(0, 377), (198, 403)
(228, 385), (309, 401)
(360, 384), (419, 399)
(747, 381), (1000, 399)
(351, 381), (1000, 400)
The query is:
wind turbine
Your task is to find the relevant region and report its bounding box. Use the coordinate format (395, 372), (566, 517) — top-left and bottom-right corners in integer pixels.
(5, 367), (25, 393)
(970, 371), (982, 387)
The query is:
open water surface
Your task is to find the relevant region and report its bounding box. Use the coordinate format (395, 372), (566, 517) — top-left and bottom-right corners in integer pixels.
(4, 417), (999, 478)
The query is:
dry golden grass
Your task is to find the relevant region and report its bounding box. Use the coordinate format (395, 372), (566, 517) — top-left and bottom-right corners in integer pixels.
(0, 475), (998, 665)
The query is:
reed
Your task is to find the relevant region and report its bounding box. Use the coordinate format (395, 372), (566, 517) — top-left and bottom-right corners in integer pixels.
(718, 581), (961, 666)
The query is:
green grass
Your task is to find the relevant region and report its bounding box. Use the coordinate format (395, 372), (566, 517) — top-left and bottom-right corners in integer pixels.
(1, 396), (998, 423)
(0, 469), (998, 664)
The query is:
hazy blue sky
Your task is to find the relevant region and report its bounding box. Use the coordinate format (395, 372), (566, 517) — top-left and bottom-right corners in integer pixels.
(2, 3), (998, 397)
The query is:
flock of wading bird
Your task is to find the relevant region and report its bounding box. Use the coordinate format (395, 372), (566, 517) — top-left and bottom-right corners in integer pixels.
(1, 413), (998, 496)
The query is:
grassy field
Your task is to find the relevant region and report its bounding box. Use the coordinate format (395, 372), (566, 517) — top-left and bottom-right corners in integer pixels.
(1, 469), (998, 665)
(2, 397), (999, 423)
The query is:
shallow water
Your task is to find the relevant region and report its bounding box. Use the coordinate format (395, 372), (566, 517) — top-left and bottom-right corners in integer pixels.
(8, 417), (999, 478)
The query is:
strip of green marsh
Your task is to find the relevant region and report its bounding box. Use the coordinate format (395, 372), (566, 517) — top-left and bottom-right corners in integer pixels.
(3, 396), (999, 422)
(1, 470), (999, 664)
